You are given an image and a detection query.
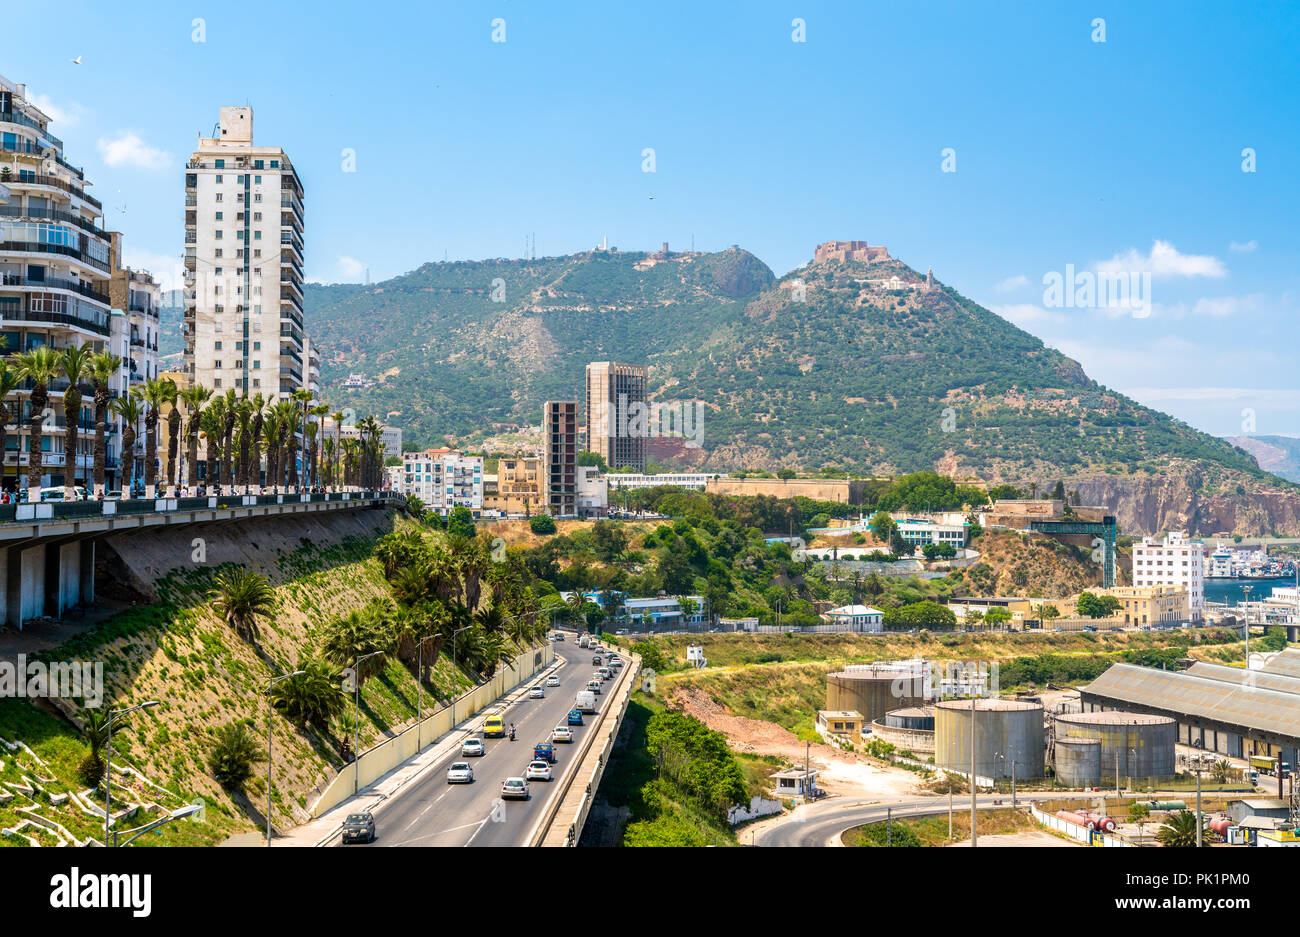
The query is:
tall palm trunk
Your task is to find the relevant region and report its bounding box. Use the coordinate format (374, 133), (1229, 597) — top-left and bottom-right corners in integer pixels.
(92, 388), (109, 497)
(121, 424), (136, 496)
(186, 416), (201, 490)
(166, 410), (180, 495)
(222, 411), (235, 495)
(64, 386), (82, 495)
(145, 413), (158, 498)
(250, 415), (264, 492)
(26, 383), (47, 500)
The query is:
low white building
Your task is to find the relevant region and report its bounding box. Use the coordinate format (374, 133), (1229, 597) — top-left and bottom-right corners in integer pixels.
(577, 465), (608, 517)
(398, 448), (483, 515)
(1133, 530), (1205, 620)
(823, 604), (884, 632)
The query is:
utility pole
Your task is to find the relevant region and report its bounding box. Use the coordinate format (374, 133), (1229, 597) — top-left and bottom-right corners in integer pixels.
(1195, 764), (1203, 848)
(887, 806), (892, 846)
(1243, 584), (1253, 660)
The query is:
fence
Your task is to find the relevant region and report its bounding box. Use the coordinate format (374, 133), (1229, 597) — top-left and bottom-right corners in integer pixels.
(309, 642), (555, 818)
(1030, 803), (1133, 846)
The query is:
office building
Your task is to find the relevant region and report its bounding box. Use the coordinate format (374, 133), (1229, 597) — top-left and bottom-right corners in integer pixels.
(585, 361), (647, 471)
(1132, 531), (1204, 620)
(183, 106), (309, 401)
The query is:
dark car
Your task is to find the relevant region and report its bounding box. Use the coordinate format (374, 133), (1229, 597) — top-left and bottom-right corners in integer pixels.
(533, 742), (556, 764)
(342, 811), (376, 844)
(567, 709), (584, 726)
(591, 655), (603, 665)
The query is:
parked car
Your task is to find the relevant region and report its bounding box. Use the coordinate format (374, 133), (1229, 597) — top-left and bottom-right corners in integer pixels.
(501, 777), (529, 800)
(341, 812), (376, 844)
(533, 742), (556, 764)
(525, 760), (552, 782)
(529, 685), (545, 699)
(552, 725), (574, 743)
(461, 738), (485, 757)
(567, 709), (584, 726)
(546, 674), (561, 687)
(446, 762), (474, 784)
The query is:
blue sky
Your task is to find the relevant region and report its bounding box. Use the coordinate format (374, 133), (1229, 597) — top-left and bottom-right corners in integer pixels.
(4, 0), (1298, 439)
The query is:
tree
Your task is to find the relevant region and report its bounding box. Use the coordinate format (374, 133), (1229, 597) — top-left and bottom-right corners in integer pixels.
(207, 722), (265, 790)
(1156, 810), (1206, 848)
(870, 510), (897, 547)
(0, 362), (23, 496)
(109, 396), (143, 498)
(984, 607), (1012, 630)
(273, 657), (346, 728)
(447, 504), (476, 538)
(163, 380), (181, 494)
(77, 707), (111, 786)
(529, 513), (557, 535)
(59, 344), (93, 495)
(319, 606), (391, 686)
(135, 379), (172, 498)
(1076, 591), (1121, 619)
(14, 346), (64, 501)
(88, 352), (121, 498)
(776, 469), (796, 480)
(211, 567), (277, 642)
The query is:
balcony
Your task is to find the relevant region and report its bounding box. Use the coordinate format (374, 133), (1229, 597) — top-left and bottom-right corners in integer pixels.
(0, 110), (62, 149)
(0, 203), (107, 239)
(0, 239), (110, 273)
(0, 271), (109, 304)
(6, 301), (110, 336)
(0, 171), (101, 210)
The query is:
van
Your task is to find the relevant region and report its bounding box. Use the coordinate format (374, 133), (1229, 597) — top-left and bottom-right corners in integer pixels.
(575, 690), (597, 714)
(482, 713), (506, 738)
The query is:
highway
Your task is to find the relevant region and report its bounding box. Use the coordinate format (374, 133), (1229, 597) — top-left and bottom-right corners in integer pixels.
(341, 637), (616, 848)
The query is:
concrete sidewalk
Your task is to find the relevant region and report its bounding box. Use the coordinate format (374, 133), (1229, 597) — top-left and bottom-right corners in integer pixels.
(272, 657), (565, 847)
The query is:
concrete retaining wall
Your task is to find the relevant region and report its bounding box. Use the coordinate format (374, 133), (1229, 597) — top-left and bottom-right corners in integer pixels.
(309, 642), (555, 818)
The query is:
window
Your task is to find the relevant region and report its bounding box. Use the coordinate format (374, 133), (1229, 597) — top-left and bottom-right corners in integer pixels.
(214, 378), (222, 388)
(214, 173), (223, 182)
(214, 285), (222, 295)
(254, 193), (262, 203)
(236, 175), (244, 184)
(215, 341), (223, 350)
(270, 160), (279, 168)
(214, 360), (223, 369)
(254, 160), (263, 170)
(215, 248), (223, 258)
(254, 174), (262, 182)
(253, 341), (261, 351)
(253, 212), (262, 221)
(215, 230), (223, 240)
(253, 360), (261, 369)
(236, 230), (244, 240)
(237, 212), (245, 221)
(254, 231), (261, 240)
(214, 160), (225, 169)
(215, 211), (223, 221)
(253, 249), (261, 258)
(215, 193), (223, 202)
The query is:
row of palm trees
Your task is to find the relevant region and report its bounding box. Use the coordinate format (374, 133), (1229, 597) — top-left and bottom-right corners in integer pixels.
(0, 345), (388, 501)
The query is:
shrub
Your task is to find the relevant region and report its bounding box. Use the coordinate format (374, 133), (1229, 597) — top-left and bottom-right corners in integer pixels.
(529, 513), (557, 535)
(207, 722), (265, 790)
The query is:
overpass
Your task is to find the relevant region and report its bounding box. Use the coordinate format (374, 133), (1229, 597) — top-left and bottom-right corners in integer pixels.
(0, 490), (403, 629)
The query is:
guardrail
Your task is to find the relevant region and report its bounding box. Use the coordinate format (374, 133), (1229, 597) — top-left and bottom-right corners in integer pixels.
(532, 651), (640, 846)
(0, 489), (404, 526)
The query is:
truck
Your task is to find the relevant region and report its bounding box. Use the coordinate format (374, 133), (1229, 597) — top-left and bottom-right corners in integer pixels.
(576, 690), (597, 714)
(1250, 755), (1291, 777)
(577, 634), (590, 649)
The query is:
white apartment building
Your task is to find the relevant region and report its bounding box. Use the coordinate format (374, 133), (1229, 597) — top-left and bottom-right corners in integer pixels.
(605, 472), (726, 492)
(577, 465), (607, 517)
(183, 106), (310, 402)
(0, 75), (118, 493)
(399, 448), (483, 514)
(1132, 531), (1205, 620)
(320, 417), (401, 460)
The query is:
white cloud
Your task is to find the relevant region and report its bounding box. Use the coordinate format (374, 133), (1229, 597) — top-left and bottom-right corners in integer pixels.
(96, 132), (171, 170)
(1094, 239), (1227, 279)
(990, 303), (1065, 328)
(338, 256), (366, 280)
(1229, 240), (1258, 253)
(995, 274), (1029, 292)
(31, 94), (86, 128)
(1144, 293), (1267, 319)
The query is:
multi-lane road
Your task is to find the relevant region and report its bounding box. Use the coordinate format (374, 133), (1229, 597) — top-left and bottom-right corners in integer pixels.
(341, 638), (616, 848)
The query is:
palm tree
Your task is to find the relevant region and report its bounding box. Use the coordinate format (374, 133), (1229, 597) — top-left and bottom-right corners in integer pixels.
(322, 436), (336, 492)
(88, 352), (121, 498)
(109, 396), (143, 498)
(200, 401), (224, 493)
(134, 378), (173, 499)
(277, 400), (304, 491)
(14, 346), (64, 502)
(180, 385), (212, 492)
(330, 410), (345, 489)
(0, 362), (23, 497)
(219, 389), (237, 495)
(272, 657), (345, 729)
(263, 408), (283, 493)
(249, 393), (266, 491)
(58, 344), (93, 497)
(162, 380), (181, 495)
(210, 566), (276, 642)
(307, 403), (329, 488)
(1156, 809), (1206, 848)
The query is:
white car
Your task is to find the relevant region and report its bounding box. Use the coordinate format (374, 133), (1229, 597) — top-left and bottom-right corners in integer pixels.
(446, 762), (474, 784)
(546, 675), (561, 687)
(529, 685), (545, 699)
(501, 777), (529, 800)
(586, 679), (602, 695)
(461, 738), (485, 757)
(552, 725), (574, 743)
(525, 760), (553, 782)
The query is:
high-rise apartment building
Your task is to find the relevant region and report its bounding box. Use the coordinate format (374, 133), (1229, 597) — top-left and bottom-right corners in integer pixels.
(585, 361), (647, 471)
(183, 106), (309, 401)
(543, 401), (578, 517)
(399, 448), (483, 515)
(1132, 531), (1204, 620)
(0, 75), (117, 493)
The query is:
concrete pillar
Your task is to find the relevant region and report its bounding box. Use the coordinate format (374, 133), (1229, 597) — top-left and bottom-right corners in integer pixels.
(80, 539), (95, 605)
(55, 542), (80, 616)
(7, 544), (45, 629)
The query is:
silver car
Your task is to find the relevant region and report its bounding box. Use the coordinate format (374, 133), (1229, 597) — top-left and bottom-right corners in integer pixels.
(461, 738), (485, 757)
(446, 762), (474, 784)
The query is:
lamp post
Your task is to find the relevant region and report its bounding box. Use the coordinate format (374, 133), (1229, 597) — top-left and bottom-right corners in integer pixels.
(104, 700), (158, 846)
(267, 670), (305, 847)
(113, 802), (203, 848)
(351, 651), (385, 795)
(415, 631), (440, 751)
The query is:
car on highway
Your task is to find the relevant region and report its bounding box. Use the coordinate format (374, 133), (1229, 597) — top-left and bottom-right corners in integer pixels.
(483, 713), (506, 737)
(552, 725), (574, 743)
(546, 674), (561, 687)
(525, 760), (552, 782)
(501, 777), (529, 800)
(591, 655), (604, 665)
(607, 656), (622, 669)
(586, 679), (602, 695)
(342, 812), (376, 844)
(447, 762), (475, 784)
(461, 738), (485, 757)
(567, 709), (584, 726)
(533, 742), (556, 763)
(552, 632), (565, 641)
(529, 685), (545, 699)
(598, 667), (612, 681)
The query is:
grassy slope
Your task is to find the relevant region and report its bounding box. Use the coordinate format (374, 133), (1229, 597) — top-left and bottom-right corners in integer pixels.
(0, 514), (476, 846)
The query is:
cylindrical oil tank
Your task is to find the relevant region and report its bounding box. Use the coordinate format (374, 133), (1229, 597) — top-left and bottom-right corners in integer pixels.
(883, 706), (935, 731)
(1057, 810), (1096, 830)
(1054, 712), (1176, 782)
(1209, 817), (1232, 837)
(934, 698), (1045, 779)
(1054, 737), (1102, 787)
(826, 668), (926, 723)
(1150, 800), (1186, 811)
(1088, 813), (1116, 833)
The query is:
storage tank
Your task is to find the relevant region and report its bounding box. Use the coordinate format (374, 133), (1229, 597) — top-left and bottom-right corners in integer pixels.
(1150, 800), (1186, 811)
(1208, 817), (1232, 838)
(1056, 810), (1096, 830)
(883, 706), (935, 730)
(1054, 737), (1102, 787)
(934, 698), (1045, 779)
(1054, 712), (1176, 782)
(826, 667), (926, 723)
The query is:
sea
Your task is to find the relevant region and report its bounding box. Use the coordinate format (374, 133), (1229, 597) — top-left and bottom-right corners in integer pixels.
(1204, 576), (1293, 606)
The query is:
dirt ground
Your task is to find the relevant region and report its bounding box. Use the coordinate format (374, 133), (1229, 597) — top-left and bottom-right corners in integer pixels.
(949, 831), (1079, 847)
(670, 686), (923, 799)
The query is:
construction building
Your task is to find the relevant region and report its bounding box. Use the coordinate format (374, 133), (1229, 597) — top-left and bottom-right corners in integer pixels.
(584, 361), (647, 471)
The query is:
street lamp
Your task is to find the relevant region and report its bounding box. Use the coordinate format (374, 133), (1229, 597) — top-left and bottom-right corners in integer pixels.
(104, 700), (159, 846)
(267, 669), (306, 847)
(113, 802), (204, 848)
(351, 651), (385, 795)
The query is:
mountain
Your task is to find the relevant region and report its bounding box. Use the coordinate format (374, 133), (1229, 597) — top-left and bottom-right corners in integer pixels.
(157, 289), (185, 361)
(302, 243), (1296, 536)
(1224, 435), (1300, 484)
